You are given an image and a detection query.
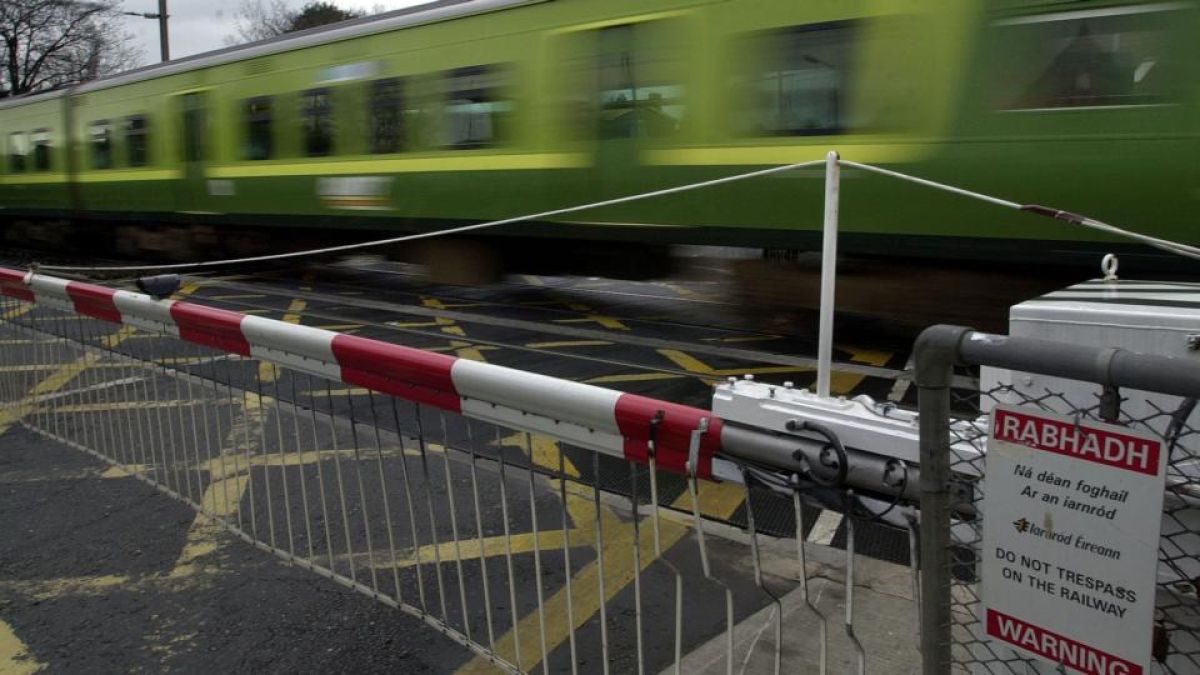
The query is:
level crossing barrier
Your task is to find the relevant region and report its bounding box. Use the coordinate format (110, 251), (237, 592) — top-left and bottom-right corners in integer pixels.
(915, 326), (1200, 674)
(0, 267), (923, 673)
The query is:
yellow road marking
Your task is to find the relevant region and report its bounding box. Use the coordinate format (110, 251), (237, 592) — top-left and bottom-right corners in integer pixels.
(0, 326), (138, 435)
(827, 346), (894, 395)
(583, 372), (687, 384)
(0, 575), (132, 603)
(554, 315), (630, 331)
(2, 304), (32, 320)
(521, 275), (545, 286)
(656, 281), (694, 297)
(416, 298), (492, 362)
(424, 343), (500, 356)
(701, 334), (784, 344)
(200, 445), (440, 480)
(0, 618), (42, 674)
(304, 387), (371, 397)
(657, 349), (809, 380)
(421, 298), (483, 311)
(42, 400), (204, 414)
(100, 464), (150, 479)
(458, 473), (743, 674)
(525, 340), (612, 349)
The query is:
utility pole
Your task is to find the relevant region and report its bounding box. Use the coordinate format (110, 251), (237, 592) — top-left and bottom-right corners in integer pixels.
(156, 0), (169, 62)
(120, 2), (169, 62)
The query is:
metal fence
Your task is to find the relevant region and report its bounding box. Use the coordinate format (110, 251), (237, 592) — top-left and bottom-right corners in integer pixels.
(915, 325), (1200, 674)
(0, 267), (925, 673)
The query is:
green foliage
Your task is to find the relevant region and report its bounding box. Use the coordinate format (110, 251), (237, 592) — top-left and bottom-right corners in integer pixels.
(288, 2), (364, 32)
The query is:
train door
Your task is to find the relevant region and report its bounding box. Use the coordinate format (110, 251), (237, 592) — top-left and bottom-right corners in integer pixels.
(176, 91), (208, 212)
(591, 20), (688, 196)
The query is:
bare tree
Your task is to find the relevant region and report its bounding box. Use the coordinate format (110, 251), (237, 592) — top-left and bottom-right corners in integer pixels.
(228, 0), (295, 44)
(227, 0), (365, 45)
(0, 0), (142, 98)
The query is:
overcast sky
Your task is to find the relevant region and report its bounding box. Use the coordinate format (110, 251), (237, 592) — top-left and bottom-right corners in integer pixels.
(122, 0), (433, 62)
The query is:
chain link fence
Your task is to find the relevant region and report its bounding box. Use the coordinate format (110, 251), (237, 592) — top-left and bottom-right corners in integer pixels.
(916, 325), (1200, 674)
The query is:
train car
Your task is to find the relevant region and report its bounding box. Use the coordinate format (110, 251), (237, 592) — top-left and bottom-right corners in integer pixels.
(0, 0), (1196, 276)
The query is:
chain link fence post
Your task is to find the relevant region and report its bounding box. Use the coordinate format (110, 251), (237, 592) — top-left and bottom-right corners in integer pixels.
(915, 325), (970, 675)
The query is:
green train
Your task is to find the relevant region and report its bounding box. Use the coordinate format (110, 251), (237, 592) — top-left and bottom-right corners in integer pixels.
(0, 0), (1196, 274)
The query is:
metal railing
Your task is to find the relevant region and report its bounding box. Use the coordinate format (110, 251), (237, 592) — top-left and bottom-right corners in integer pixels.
(915, 326), (1200, 674)
(0, 267), (923, 673)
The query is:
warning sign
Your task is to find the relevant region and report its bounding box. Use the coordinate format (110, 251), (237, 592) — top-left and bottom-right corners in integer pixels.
(982, 406), (1166, 674)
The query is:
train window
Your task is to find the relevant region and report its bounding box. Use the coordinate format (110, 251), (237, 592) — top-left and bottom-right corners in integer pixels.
(993, 6), (1179, 110)
(370, 78), (405, 154)
(443, 65), (512, 149)
(89, 121), (113, 169)
(596, 23), (687, 140)
(301, 88), (334, 157)
(7, 132), (27, 172)
(735, 22), (856, 136)
(126, 115), (148, 167)
(244, 97), (273, 160)
(31, 129), (51, 171)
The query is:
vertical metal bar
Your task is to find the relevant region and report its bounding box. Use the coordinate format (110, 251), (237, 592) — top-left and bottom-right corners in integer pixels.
(629, 460), (645, 675)
(239, 365), (260, 538)
(391, 397), (428, 614)
(77, 317), (102, 457)
(119, 337), (140, 471)
(684, 419), (733, 675)
(290, 376), (316, 563)
(522, 433), (549, 674)
(413, 403), (448, 621)
(647, 413), (682, 674)
(347, 392), (380, 593)
(916, 327), (958, 675)
(132, 351), (154, 487)
(592, 452), (610, 675)
(64, 312), (87, 450)
(255, 365), (277, 550)
(907, 509), (923, 651)
(743, 475), (781, 675)
(557, 444), (578, 675)
(466, 423), (497, 652)
(307, 374), (336, 572)
(148, 362), (172, 492)
(207, 354), (235, 527)
(844, 496), (866, 675)
(441, 416), (471, 640)
(816, 149), (841, 400)
(156, 353), (184, 499)
(793, 490), (827, 674)
(186, 347), (214, 511)
(324, 382), (356, 582)
(225, 364), (248, 533)
(272, 375), (296, 561)
(171, 351), (196, 506)
(367, 393), (402, 603)
(496, 426), (523, 671)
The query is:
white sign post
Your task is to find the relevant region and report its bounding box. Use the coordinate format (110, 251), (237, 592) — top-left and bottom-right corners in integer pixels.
(982, 405), (1166, 674)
